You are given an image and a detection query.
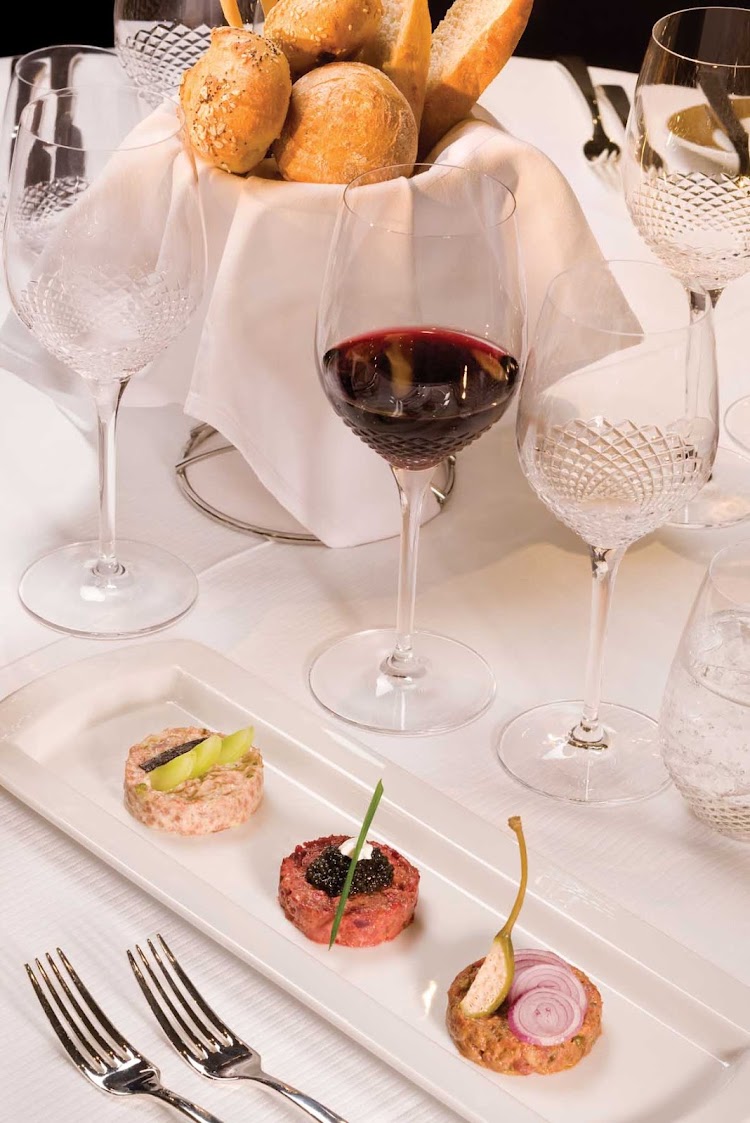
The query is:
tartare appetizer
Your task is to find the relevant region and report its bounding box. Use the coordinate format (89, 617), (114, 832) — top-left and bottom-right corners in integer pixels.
(446, 817), (602, 1076)
(278, 780), (420, 947)
(123, 725), (263, 836)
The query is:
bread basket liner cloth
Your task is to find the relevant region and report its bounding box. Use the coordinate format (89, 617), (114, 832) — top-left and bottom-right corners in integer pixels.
(0, 106), (604, 547)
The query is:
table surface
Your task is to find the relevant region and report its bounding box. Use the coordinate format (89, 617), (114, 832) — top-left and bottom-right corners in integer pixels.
(2, 54), (750, 1123)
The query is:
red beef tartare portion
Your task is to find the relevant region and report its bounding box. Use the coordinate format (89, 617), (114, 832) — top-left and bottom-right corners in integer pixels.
(278, 833), (419, 947)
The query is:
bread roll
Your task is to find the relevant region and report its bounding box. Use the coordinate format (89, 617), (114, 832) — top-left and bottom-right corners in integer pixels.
(273, 62), (418, 183)
(264, 0), (382, 76)
(356, 0), (431, 124)
(180, 27), (291, 174)
(418, 0), (534, 157)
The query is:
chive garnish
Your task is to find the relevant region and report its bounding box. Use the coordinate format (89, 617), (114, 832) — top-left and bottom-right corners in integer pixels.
(328, 779), (385, 949)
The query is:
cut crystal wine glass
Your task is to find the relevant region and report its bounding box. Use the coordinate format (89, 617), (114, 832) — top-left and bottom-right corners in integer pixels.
(621, 5), (750, 529)
(310, 163), (527, 735)
(0, 45), (127, 222)
(4, 84), (207, 637)
(498, 260), (718, 804)
(114, 0), (262, 105)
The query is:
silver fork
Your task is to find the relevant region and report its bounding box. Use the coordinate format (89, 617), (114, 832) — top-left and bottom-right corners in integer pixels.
(25, 948), (230, 1123)
(128, 934), (349, 1123)
(556, 55), (621, 167)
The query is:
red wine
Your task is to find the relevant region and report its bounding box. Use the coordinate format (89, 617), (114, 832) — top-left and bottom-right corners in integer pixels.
(321, 327), (519, 469)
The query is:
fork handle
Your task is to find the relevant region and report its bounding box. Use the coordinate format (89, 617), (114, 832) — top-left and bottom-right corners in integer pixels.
(253, 1072), (349, 1123)
(147, 1085), (230, 1123)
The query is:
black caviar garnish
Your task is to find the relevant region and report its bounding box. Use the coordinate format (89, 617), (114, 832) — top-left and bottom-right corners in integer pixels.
(141, 736), (210, 773)
(305, 845), (393, 898)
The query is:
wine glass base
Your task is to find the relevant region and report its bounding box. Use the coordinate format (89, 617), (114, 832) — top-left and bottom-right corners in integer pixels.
(667, 445), (750, 529)
(496, 701), (671, 805)
(18, 539), (198, 639)
(724, 397), (750, 455)
(308, 627), (496, 735)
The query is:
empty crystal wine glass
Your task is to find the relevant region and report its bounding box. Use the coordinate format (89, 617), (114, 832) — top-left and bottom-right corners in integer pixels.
(622, 6), (750, 529)
(310, 163), (527, 735)
(497, 260), (718, 804)
(4, 84), (207, 637)
(659, 537), (750, 841)
(114, 0), (261, 104)
(0, 45), (127, 222)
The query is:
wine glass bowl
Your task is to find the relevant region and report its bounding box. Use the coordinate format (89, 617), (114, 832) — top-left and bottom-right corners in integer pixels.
(0, 45), (127, 225)
(114, 0), (261, 104)
(621, 5), (750, 523)
(498, 259), (718, 804)
(659, 538), (750, 841)
(309, 163), (526, 734)
(4, 85), (207, 637)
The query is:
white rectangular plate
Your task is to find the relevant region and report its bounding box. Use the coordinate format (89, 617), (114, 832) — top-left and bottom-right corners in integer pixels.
(1, 639), (749, 1123)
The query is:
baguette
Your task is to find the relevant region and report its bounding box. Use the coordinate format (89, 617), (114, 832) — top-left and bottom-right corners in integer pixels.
(418, 0), (534, 157)
(356, 0), (431, 125)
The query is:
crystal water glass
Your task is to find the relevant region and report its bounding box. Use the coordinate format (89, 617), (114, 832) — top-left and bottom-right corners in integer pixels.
(4, 84), (207, 638)
(115, 0), (261, 104)
(622, 5), (750, 529)
(660, 538), (750, 841)
(498, 260), (718, 805)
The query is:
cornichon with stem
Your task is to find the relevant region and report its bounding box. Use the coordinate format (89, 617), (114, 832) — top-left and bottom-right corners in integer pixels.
(460, 816), (528, 1018)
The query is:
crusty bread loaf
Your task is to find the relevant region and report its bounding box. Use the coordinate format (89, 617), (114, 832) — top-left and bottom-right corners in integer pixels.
(418, 0), (534, 156)
(356, 0), (431, 124)
(273, 62), (417, 183)
(264, 0), (382, 76)
(180, 27), (291, 173)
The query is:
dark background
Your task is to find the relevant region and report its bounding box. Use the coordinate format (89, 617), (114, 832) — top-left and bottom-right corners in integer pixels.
(6, 0), (750, 72)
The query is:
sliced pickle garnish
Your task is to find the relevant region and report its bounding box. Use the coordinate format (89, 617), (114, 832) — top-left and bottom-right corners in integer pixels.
(217, 726), (254, 765)
(191, 734), (223, 777)
(143, 726), (256, 792)
(149, 750), (197, 792)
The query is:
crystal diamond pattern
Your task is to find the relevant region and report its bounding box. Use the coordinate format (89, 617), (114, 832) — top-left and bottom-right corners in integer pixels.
(117, 23), (213, 104)
(628, 170), (750, 289)
(528, 418), (707, 547)
(20, 266), (192, 380)
(14, 177), (89, 252)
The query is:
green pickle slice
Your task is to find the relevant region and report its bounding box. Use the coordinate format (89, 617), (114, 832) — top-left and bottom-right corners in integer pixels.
(148, 727), (254, 792)
(217, 726), (254, 765)
(149, 749), (196, 792)
(191, 734), (222, 777)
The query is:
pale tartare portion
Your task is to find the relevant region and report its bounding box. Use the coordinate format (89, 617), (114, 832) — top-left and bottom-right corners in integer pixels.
(124, 725), (263, 836)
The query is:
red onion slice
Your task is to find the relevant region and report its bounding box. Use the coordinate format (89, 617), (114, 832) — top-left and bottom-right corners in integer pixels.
(514, 949), (568, 968)
(507, 988), (585, 1046)
(508, 962), (588, 1009)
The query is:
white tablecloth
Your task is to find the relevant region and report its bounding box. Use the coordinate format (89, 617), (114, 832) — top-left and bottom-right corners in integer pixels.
(2, 54), (750, 1123)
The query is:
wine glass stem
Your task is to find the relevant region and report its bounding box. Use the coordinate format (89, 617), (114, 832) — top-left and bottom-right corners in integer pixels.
(91, 378), (127, 582)
(570, 545), (625, 749)
(381, 466), (435, 681)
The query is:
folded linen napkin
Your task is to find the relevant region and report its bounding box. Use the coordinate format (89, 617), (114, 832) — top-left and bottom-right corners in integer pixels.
(0, 111), (605, 547)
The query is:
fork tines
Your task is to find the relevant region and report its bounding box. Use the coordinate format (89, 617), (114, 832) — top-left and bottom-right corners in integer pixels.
(25, 948), (133, 1076)
(128, 934), (241, 1065)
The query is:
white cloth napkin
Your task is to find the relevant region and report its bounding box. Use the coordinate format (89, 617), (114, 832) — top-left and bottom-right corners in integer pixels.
(0, 112), (605, 547)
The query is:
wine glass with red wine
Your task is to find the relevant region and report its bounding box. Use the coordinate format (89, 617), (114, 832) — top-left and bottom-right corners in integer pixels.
(310, 163), (526, 734)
